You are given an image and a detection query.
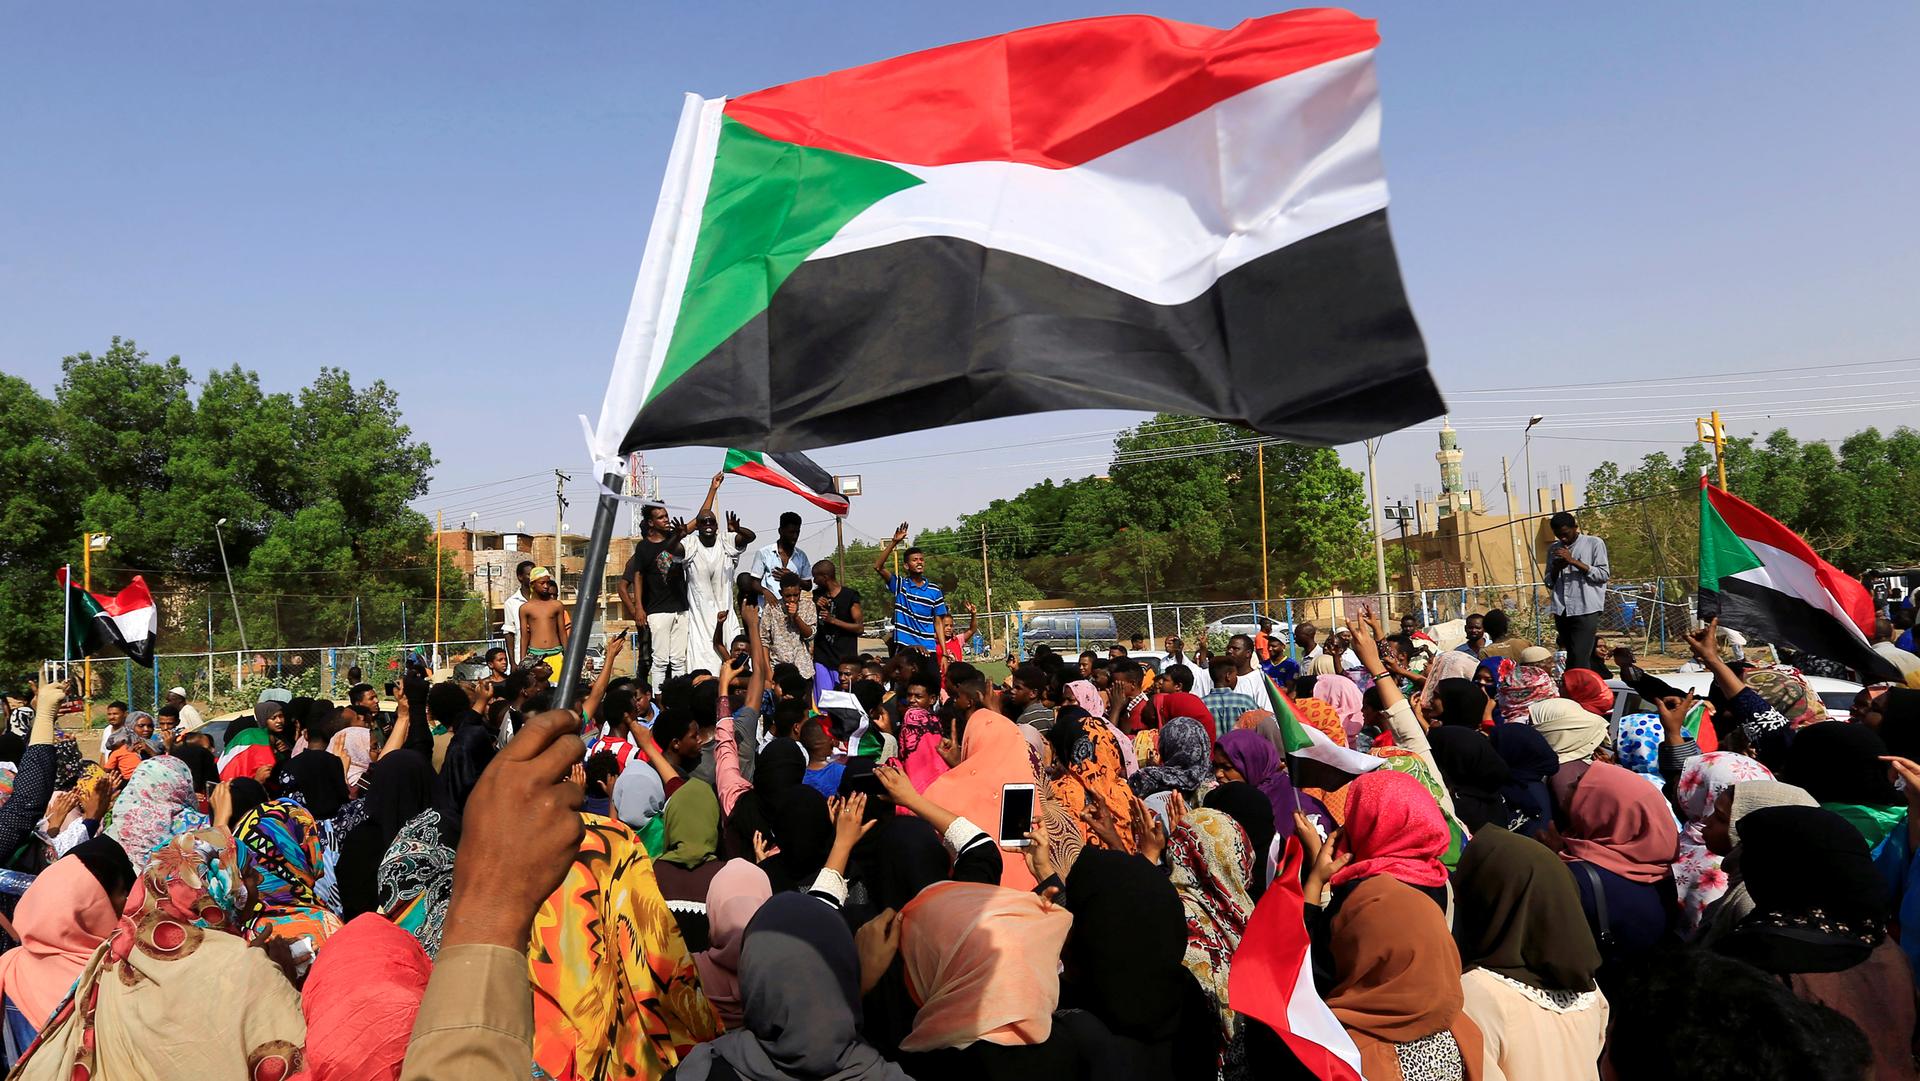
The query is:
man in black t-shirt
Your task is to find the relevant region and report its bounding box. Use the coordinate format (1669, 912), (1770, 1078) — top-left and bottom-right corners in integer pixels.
(810, 559), (863, 691)
(617, 504), (692, 689)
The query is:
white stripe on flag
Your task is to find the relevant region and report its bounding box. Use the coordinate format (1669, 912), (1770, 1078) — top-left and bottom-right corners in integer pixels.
(808, 51), (1385, 305)
(1728, 538), (1875, 649)
(1287, 926), (1366, 1078)
(1295, 721), (1384, 774)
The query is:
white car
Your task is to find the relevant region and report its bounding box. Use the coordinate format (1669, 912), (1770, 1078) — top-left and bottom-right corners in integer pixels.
(1205, 614), (1289, 643)
(1604, 671), (1862, 725)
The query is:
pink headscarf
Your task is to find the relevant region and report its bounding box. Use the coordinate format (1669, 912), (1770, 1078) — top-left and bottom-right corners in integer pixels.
(898, 881), (1074, 1051)
(1560, 762), (1680, 884)
(1329, 768), (1450, 890)
(900, 706), (952, 793)
(1066, 680), (1106, 719)
(0, 855), (120, 1025)
(1498, 665), (1558, 724)
(1312, 675), (1365, 742)
(692, 859), (772, 1028)
(301, 913), (430, 1081)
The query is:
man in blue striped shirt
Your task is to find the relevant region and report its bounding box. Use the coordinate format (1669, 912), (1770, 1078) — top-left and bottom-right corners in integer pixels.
(875, 521), (951, 655)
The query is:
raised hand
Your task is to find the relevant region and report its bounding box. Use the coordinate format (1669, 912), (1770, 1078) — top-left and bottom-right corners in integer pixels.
(874, 761), (917, 805)
(726, 511), (743, 533)
(1134, 796), (1168, 864)
(855, 909), (900, 994)
(1082, 795), (1124, 850)
(832, 792), (875, 848)
(892, 522), (909, 545)
(442, 709), (585, 951)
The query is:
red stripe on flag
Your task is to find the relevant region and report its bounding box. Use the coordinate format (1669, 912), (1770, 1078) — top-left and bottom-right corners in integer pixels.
(724, 9), (1377, 169)
(729, 460), (850, 515)
(1704, 479), (1877, 637)
(1229, 835), (1366, 1081)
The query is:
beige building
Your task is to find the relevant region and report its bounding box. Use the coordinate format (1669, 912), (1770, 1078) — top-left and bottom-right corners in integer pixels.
(1384, 419), (1584, 590)
(432, 528), (642, 633)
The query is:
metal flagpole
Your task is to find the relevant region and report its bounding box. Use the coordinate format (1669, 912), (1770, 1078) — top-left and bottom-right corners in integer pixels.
(557, 473), (623, 709)
(62, 563), (71, 689)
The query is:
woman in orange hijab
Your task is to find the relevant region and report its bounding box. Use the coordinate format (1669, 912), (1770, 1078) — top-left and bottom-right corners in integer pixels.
(1328, 875), (1490, 1081)
(1561, 669), (1614, 718)
(925, 684), (1041, 891)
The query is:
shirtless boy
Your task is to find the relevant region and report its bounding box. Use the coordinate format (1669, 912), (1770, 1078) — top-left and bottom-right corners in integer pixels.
(518, 567), (572, 676)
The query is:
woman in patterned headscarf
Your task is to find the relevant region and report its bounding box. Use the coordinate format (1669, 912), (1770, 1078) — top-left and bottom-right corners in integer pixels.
(9, 829), (307, 1081)
(377, 809), (456, 959)
(1165, 804), (1256, 1080)
(1743, 668), (1826, 728)
(1047, 713), (1136, 854)
(1672, 752), (1774, 933)
(232, 800), (342, 962)
(529, 814), (720, 1079)
(103, 757), (210, 872)
(1499, 666), (1559, 724)
(1294, 697), (1354, 825)
(1129, 717), (1212, 800)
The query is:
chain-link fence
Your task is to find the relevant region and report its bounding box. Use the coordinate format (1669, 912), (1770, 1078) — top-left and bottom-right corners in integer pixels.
(37, 637), (534, 725)
(956, 579), (1695, 662)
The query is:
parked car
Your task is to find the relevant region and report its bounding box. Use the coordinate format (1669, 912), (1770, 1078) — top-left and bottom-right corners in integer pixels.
(1603, 671), (1861, 725)
(1022, 611), (1119, 650)
(1204, 613), (1290, 645)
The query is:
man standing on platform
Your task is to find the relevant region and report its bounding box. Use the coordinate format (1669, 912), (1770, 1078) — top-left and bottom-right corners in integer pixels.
(684, 473), (755, 670)
(875, 522), (950, 657)
(1547, 511), (1610, 673)
(619, 505), (692, 690)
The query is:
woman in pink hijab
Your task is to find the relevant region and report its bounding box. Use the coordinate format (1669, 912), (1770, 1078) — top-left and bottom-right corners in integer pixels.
(899, 706), (952, 793)
(1312, 674), (1365, 743)
(692, 859), (773, 1029)
(0, 837), (132, 1050)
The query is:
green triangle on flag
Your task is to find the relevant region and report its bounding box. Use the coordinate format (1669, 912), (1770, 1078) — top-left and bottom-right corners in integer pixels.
(1699, 481), (1764, 591)
(649, 117), (923, 406)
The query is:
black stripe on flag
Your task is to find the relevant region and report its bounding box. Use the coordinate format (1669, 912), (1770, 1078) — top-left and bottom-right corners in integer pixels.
(625, 208), (1439, 453)
(1703, 579), (1901, 684)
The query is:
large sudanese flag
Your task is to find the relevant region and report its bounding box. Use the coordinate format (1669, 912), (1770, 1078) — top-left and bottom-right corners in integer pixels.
(724, 448), (851, 515)
(58, 568), (156, 667)
(587, 7), (1443, 462)
(1697, 477), (1902, 683)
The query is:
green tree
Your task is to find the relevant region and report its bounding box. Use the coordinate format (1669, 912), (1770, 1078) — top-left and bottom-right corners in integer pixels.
(0, 375), (85, 672)
(0, 339), (471, 672)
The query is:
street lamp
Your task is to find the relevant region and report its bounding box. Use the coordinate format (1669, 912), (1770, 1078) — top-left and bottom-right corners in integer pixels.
(1523, 415), (1545, 516)
(213, 518), (249, 653)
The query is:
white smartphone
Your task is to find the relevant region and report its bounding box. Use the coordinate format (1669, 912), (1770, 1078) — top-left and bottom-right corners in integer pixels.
(999, 783), (1036, 847)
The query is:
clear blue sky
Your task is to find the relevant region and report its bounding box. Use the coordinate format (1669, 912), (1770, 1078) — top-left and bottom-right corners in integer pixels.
(5, 3), (1917, 562)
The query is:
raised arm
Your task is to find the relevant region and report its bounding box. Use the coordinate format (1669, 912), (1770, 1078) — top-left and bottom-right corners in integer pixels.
(379, 683), (415, 758)
(874, 521), (908, 581)
(696, 473), (724, 524)
(582, 633), (627, 726)
(726, 511), (756, 548)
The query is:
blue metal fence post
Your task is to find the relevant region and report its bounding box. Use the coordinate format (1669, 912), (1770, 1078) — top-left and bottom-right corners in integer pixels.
(1285, 598), (1297, 660)
(401, 601), (408, 647)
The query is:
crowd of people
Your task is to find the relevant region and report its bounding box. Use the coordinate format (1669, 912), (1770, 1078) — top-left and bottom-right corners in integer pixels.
(2, 487), (1920, 1080)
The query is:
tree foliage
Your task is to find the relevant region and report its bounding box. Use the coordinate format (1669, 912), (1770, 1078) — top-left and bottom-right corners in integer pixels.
(1585, 426), (1920, 585)
(910, 414), (1375, 608)
(0, 338), (468, 673)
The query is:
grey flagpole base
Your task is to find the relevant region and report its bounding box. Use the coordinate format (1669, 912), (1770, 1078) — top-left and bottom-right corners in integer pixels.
(556, 472), (623, 710)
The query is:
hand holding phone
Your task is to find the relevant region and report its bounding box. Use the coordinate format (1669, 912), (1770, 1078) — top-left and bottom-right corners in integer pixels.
(999, 783), (1036, 847)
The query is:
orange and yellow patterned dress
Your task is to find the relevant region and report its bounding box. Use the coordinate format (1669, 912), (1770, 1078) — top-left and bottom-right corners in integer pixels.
(529, 813), (722, 1079)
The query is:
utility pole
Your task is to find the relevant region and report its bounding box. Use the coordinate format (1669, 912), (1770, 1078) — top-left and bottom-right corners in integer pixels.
(1365, 438), (1388, 595)
(434, 510), (443, 670)
(1696, 411), (1728, 490)
(836, 517), (847, 575)
(980, 522), (993, 617)
(554, 469), (571, 597)
(82, 532), (109, 723)
(1502, 456), (1525, 588)
(1257, 444), (1271, 607)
